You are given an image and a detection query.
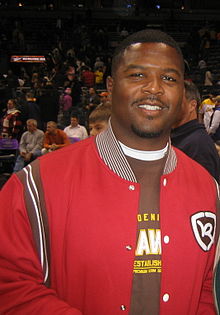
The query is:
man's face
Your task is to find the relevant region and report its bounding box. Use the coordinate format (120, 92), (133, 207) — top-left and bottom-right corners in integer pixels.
(89, 88), (95, 95)
(108, 42), (184, 149)
(89, 121), (109, 136)
(47, 123), (56, 134)
(7, 100), (15, 110)
(27, 122), (36, 133)
(71, 117), (79, 127)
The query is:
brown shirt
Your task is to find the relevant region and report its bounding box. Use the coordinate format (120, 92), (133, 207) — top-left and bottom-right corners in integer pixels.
(127, 156), (166, 315)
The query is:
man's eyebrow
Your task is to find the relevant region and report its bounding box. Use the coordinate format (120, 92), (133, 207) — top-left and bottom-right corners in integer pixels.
(124, 64), (182, 77)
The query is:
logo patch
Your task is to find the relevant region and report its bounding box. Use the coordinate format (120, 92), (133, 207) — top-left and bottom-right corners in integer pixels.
(191, 212), (216, 251)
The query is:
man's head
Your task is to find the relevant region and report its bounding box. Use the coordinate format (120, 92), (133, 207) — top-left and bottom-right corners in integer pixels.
(89, 87), (96, 95)
(26, 119), (37, 133)
(70, 115), (79, 127)
(173, 81), (201, 128)
(7, 99), (16, 110)
(89, 105), (112, 136)
(99, 91), (110, 105)
(65, 87), (72, 95)
(107, 29), (185, 150)
(46, 121), (57, 134)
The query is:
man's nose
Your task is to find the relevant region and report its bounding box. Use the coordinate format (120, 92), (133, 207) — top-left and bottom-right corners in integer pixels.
(141, 77), (164, 95)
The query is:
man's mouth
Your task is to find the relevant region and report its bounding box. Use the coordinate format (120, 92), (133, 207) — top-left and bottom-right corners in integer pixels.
(138, 104), (162, 110)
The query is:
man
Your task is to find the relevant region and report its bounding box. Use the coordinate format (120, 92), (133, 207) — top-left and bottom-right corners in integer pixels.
(13, 119), (44, 172)
(0, 29), (219, 314)
(171, 81), (220, 183)
(64, 114), (88, 141)
(42, 121), (70, 154)
(99, 91), (111, 106)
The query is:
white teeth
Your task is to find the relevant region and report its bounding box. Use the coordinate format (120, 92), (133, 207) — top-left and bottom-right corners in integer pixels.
(139, 105), (162, 110)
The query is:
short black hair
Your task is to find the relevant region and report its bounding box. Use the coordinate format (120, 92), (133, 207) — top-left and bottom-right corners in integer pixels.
(111, 29), (184, 76)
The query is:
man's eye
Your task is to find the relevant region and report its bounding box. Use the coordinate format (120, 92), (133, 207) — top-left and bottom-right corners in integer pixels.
(130, 73), (144, 78)
(162, 75), (176, 82)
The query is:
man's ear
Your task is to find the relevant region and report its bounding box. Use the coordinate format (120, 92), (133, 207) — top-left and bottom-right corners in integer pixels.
(106, 76), (114, 94)
(189, 99), (197, 113)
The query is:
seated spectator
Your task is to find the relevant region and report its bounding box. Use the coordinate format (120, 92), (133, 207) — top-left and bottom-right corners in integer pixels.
(13, 119), (44, 172)
(42, 121), (70, 154)
(88, 104), (111, 136)
(64, 114), (88, 141)
(0, 98), (23, 140)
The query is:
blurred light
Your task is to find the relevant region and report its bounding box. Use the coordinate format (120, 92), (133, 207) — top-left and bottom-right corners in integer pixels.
(18, 2), (23, 6)
(156, 4), (160, 9)
(181, 5), (185, 10)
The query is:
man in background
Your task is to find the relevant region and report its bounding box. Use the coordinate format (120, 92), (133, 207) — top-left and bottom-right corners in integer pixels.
(64, 114), (88, 141)
(171, 80), (220, 182)
(42, 121), (70, 154)
(13, 119), (44, 172)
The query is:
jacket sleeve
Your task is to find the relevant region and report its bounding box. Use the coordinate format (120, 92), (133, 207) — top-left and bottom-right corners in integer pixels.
(0, 175), (82, 315)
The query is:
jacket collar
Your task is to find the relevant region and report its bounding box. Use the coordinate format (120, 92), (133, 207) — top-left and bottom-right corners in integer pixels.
(96, 120), (177, 182)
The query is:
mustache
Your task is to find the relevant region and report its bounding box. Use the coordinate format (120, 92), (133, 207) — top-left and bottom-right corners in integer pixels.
(131, 95), (166, 107)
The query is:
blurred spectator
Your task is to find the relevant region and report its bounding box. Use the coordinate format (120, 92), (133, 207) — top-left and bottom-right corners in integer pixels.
(13, 119), (44, 172)
(42, 121), (70, 154)
(5, 70), (19, 98)
(204, 68), (213, 86)
(94, 67), (104, 90)
(198, 92), (216, 131)
(88, 103), (111, 136)
(64, 114), (88, 141)
(208, 95), (220, 143)
(58, 87), (73, 127)
(0, 99), (23, 140)
(81, 66), (95, 88)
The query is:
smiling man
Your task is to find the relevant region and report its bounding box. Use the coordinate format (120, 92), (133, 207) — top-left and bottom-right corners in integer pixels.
(0, 29), (219, 315)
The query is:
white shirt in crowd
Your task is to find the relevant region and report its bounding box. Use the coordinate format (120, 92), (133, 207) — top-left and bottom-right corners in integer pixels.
(64, 124), (88, 140)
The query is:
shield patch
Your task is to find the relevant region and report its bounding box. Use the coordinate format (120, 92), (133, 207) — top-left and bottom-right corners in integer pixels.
(191, 212), (216, 251)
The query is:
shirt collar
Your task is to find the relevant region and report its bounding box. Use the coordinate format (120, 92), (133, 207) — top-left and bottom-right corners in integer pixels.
(96, 120), (177, 182)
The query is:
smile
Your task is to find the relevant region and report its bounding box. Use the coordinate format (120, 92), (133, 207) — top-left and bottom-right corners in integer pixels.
(138, 104), (162, 110)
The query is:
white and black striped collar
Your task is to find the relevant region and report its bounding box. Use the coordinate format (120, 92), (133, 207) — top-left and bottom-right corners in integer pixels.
(96, 121), (177, 182)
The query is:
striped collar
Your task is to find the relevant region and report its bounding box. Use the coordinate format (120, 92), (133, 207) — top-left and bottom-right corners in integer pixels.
(96, 121), (177, 183)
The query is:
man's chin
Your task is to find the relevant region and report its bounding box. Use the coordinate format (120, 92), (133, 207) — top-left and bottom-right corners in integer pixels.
(131, 125), (162, 139)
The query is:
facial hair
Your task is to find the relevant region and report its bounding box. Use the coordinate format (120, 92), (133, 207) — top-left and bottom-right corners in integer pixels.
(131, 123), (162, 139)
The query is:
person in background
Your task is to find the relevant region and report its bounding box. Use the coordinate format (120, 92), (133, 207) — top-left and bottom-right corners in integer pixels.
(89, 104), (111, 136)
(208, 95), (220, 143)
(99, 91), (111, 107)
(42, 121), (70, 154)
(198, 92), (216, 131)
(58, 87), (73, 127)
(0, 29), (219, 315)
(0, 98), (23, 140)
(64, 114), (88, 141)
(81, 66), (95, 88)
(171, 80), (220, 183)
(13, 119), (44, 172)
